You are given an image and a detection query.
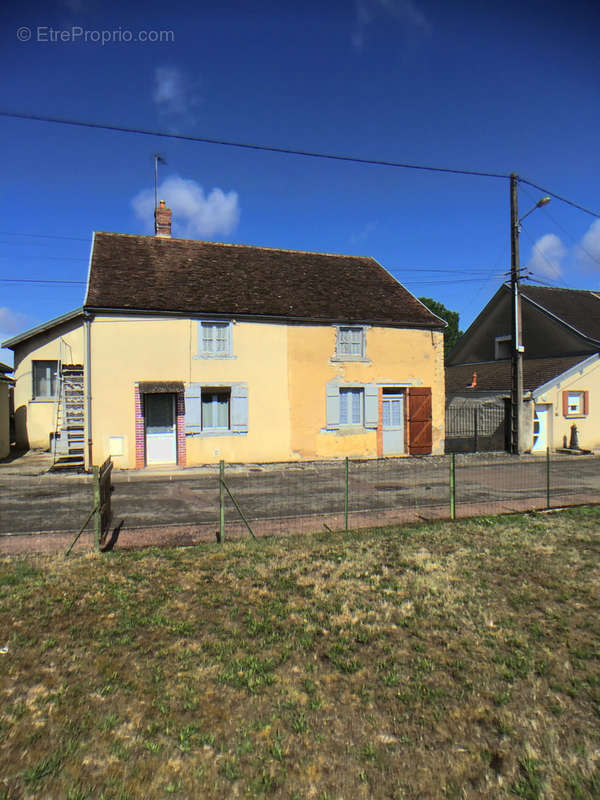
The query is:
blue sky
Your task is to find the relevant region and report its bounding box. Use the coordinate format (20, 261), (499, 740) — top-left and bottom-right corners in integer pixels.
(1, 0), (600, 365)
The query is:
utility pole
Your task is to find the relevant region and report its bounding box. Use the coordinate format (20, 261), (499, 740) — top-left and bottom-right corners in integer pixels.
(510, 173), (524, 454)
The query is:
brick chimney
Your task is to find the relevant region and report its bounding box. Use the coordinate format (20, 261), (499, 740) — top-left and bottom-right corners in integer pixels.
(154, 200), (172, 238)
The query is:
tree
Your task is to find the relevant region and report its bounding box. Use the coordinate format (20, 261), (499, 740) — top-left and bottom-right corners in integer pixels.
(418, 297), (463, 359)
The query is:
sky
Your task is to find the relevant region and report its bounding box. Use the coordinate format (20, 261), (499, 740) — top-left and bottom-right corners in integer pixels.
(1, 0), (600, 365)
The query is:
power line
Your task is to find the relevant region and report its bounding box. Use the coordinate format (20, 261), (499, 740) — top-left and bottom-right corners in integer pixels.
(0, 110), (510, 180)
(0, 231), (89, 242)
(519, 176), (600, 219)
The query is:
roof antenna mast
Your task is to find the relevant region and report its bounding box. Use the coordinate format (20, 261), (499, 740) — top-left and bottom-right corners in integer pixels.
(153, 152), (167, 210)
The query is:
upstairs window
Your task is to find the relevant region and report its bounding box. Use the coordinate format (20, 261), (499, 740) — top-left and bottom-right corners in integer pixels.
(494, 335), (512, 360)
(336, 326), (365, 360)
(32, 360), (58, 399)
(198, 321), (232, 357)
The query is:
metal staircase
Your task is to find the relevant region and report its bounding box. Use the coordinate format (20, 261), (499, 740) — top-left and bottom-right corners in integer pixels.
(52, 364), (85, 470)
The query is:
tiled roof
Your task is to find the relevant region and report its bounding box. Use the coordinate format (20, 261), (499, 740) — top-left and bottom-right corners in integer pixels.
(85, 233), (444, 328)
(521, 285), (600, 342)
(446, 356), (587, 395)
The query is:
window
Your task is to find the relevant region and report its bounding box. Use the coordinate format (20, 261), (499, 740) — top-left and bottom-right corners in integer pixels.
(184, 382), (248, 435)
(336, 326), (365, 359)
(198, 321), (232, 357)
(32, 360), (58, 398)
(494, 335), (512, 360)
(563, 390), (588, 417)
(340, 387), (363, 425)
(202, 389), (230, 430)
(326, 382), (378, 430)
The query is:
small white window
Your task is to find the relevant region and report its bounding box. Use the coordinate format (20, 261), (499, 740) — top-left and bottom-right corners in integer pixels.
(336, 327), (365, 359)
(33, 360), (58, 398)
(339, 387), (364, 425)
(567, 392), (582, 415)
(198, 322), (232, 357)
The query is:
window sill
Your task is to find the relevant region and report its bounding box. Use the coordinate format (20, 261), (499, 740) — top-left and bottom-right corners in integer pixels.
(564, 414), (587, 419)
(29, 398), (58, 403)
(323, 426), (374, 435)
(186, 430), (247, 437)
(330, 356), (370, 364)
(193, 354), (236, 360)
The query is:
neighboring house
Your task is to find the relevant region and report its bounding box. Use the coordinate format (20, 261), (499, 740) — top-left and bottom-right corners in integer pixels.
(446, 284), (600, 453)
(2, 205), (445, 469)
(0, 362), (14, 459)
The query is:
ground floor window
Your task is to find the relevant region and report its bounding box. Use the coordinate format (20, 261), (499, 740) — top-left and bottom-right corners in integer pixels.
(32, 360), (58, 399)
(339, 387), (364, 425)
(563, 390), (588, 417)
(202, 389), (230, 430)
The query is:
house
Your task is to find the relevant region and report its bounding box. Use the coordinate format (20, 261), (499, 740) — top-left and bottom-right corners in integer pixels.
(0, 362), (14, 459)
(446, 284), (600, 453)
(2, 204), (446, 469)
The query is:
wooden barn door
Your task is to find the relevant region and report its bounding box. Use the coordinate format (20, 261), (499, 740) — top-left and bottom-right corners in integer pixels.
(408, 387), (432, 455)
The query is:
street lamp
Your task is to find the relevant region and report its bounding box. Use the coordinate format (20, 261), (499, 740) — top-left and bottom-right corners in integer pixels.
(509, 173), (551, 454)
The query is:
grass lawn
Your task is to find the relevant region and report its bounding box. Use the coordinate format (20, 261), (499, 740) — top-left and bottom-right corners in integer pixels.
(1, 507), (599, 799)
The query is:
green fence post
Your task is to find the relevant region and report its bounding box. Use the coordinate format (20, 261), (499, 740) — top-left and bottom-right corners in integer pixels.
(219, 460), (225, 543)
(546, 446), (550, 509)
(344, 457), (349, 533)
(449, 453), (456, 520)
(93, 464), (100, 553)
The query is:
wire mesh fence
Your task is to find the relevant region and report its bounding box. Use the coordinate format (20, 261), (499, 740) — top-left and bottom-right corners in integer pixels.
(0, 452), (598, 552)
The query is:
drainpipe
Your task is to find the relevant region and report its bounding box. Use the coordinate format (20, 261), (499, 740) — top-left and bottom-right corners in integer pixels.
(84, 312), (93, 469)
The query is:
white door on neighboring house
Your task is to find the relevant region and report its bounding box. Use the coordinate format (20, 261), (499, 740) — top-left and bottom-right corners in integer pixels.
(145, 393), (177, 465)
(531, 404), (550, 453)
(382, 391), (405, 455)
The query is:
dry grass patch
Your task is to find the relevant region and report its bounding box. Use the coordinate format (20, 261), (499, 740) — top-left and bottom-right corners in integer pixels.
(0, 507), (599, 799)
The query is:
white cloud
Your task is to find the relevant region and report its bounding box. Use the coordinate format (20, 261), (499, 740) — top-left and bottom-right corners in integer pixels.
(132, 175), (240, 240)
(575, 219), (600, 271)
(528, 233), (566, 280)
(350, 221), (378, 246)
(353, 0), (430, 50)
(153, 66), (200, 121)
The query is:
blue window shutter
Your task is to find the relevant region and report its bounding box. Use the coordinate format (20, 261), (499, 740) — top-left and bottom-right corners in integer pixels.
(184, 382), (203, 433)
(326, 381), (340, 429)
(231, 382), (249, 432)
(364, 383), (378, 429)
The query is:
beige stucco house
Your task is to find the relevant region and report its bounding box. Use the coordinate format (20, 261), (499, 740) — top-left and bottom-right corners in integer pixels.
(2, 206), (446, 470)
(446, 284), (600, 453)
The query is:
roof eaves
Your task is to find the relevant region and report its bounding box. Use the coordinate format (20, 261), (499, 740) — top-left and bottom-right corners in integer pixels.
(532, 353), (600, 400)
(83, 305), (444, 328)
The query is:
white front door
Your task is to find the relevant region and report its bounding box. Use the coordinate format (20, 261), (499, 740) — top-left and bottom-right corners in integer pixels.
(531, 404), (550, 453)
(382, 391), (405, 455)
(145, 394), (177, 465)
